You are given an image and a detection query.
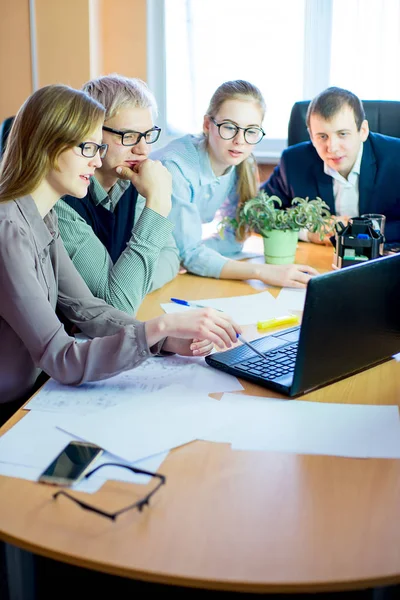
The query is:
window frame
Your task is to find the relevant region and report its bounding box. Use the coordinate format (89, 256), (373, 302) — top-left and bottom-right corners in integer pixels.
(146, 0), (333, 163)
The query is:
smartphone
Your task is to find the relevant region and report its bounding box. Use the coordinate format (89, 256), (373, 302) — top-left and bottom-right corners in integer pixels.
(38, 441), (103, 487)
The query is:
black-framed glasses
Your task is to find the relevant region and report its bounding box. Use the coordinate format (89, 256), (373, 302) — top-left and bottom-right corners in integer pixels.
(210, 117), (265, 145)
(77, 142), (108, 159)
(102, 125), (161, 146)
(53, 463), (166, 521)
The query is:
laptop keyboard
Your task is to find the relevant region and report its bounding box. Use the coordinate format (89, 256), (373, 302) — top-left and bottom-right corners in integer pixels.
(236, 342), (298, 380)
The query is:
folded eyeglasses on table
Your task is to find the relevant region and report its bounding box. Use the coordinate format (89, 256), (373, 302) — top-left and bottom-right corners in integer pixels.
(53, 462), (166, 521)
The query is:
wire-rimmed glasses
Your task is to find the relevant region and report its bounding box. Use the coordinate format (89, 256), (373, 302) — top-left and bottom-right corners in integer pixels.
(210, 117), (265, 145)
(102, 125), (162, 146)
(53, 463), (166, 520)
(77, 142), (108, 159)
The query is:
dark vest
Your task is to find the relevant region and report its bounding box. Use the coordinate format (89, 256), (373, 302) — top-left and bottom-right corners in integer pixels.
(62, 185), (138, 263)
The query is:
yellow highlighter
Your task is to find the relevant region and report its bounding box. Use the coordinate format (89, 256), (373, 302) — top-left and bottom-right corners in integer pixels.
(257, 315), (299, 331)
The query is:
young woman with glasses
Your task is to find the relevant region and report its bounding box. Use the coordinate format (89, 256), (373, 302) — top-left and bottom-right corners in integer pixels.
(153, 80), (318, 288)
(0, 84), (241, 424)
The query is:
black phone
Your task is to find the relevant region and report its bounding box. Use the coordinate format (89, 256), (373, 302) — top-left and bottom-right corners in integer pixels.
(38, 441), (103, 487)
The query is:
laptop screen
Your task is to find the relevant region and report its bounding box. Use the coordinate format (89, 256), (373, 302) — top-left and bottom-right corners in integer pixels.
(291, 253), (400, 395)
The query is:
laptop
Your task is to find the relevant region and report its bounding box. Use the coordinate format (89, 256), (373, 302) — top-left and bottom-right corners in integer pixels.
(205, 253), (400, 397)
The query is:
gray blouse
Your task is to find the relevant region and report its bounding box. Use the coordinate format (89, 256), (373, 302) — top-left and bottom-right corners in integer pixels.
(0, 196), (164, 404)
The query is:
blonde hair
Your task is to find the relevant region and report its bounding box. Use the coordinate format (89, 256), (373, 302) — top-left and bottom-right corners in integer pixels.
(0, 84), (105, 203)
(82, 74), (157, 121)
(205, 80), (266, 241)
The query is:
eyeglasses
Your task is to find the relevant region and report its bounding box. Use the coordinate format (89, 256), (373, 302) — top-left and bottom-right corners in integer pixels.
(102, 125), (162, 146)
(210, 117), (265, 145)
(77, 142), (108, 159)
(53, 462), (166, 520)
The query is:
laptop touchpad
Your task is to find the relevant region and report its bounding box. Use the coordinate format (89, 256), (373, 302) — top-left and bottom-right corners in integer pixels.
(273, 329), (300, 343)
(255, 336), (287, 351)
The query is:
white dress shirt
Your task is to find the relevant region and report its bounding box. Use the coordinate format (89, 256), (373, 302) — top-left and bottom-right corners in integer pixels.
(300, 143), (364, 241)
(324, 142), (363, 218)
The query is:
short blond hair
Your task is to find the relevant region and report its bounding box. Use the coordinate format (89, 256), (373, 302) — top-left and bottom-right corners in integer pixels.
(0, 84), (105, 203)
(82, 74), (158, 121)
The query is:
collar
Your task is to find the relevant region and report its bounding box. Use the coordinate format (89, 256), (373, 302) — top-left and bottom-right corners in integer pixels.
(89, 176), (130, 208)
(15, 195), (57, 252)
(196, 136), (234, 185)
(324, 142), (364, 183)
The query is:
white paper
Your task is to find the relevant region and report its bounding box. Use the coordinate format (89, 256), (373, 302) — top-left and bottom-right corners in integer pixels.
(0, 411), (168, 493)
(209, 394), (400, 459)
(200, 394), (282, 443)
(25, 355), (243, 415)
(161, 291), (286, 325)
(57, 385), (225, 463)
(275, 287), (307, 312)
(0, 410), (78, 467)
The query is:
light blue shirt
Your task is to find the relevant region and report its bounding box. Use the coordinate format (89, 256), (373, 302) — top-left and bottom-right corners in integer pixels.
(152, 134), (243, 278)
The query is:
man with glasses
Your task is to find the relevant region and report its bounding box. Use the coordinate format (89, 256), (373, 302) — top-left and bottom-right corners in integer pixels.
(55, 74), (179, 315)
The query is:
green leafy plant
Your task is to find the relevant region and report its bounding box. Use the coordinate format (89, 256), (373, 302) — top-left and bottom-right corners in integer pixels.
(218, 191), (332, 240)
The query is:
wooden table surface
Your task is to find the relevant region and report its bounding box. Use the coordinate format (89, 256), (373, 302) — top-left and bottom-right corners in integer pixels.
(1, 241), (400, 594)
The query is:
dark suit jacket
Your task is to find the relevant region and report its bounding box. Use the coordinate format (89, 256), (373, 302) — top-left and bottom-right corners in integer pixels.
(261, 132), (400, 243)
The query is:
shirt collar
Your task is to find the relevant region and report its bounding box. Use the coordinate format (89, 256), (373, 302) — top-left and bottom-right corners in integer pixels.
(324, 142), (364, 183)
(196, 136), (234, 185)
(15, 195), (57, 252)
(90, 176), (130, 209)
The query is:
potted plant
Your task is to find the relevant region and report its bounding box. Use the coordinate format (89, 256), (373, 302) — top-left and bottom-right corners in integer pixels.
(218, 192), (332, 264)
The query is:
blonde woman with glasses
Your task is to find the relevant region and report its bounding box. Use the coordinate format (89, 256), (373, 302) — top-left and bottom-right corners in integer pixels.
(153, 80), (318, 288)
(0, 84), (240, 424)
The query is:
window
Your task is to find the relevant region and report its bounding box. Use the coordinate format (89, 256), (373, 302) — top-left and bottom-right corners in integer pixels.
(330, 0), (400, 99)
(147, 0), (400, 161)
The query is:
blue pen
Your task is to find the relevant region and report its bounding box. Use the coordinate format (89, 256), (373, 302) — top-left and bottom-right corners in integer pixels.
(171, 299), (265, 360)
(170, 297), (209, 309)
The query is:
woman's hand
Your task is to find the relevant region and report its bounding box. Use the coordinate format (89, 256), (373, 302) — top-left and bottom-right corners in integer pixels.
(145, 308), (241, 350)
(162, 337), (214, 356)
(258, 263), (319, 288)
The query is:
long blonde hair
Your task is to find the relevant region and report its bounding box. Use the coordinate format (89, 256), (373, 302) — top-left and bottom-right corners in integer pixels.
(205, 80), (266, 240)
(0, 84), (105, 203)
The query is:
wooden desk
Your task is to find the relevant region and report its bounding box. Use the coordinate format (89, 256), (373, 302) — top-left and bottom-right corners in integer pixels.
(1, 243), (400, 595)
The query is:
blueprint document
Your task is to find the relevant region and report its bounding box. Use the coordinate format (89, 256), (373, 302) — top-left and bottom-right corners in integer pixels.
(25, 354), (243, 415)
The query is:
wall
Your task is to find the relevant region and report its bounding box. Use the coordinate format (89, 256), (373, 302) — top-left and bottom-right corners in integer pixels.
(0, 0), (148, 122)
(100, 0), (147, 81)
(0, 0), (32, 121)
(35, 0), (92, 88)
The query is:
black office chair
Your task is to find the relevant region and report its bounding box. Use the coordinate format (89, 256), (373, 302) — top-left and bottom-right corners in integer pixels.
(287, 100), (400, 146)
(0, 116), (14, 158)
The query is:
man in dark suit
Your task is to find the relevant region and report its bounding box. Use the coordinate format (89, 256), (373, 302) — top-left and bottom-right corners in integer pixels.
(261, 87), (400, 244)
